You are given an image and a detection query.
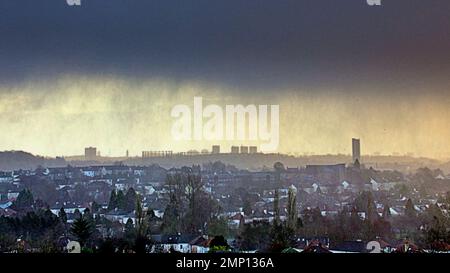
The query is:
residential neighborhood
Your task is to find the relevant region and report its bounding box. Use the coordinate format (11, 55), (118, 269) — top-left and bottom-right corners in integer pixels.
(1, 153), (449, 253)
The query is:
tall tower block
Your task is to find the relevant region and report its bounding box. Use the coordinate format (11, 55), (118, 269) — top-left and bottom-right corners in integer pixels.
(352, 138), (361, 164)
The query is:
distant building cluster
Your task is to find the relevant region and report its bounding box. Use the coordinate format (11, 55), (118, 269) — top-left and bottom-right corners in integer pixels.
(83, 144), (263, 161)
(211, 145), (220, 154)
(86, 139), (356, 162)
(240, 146), (249, 154)
(142, 151), (173, 158)
(84, 147), (97, 161)
(229, 145), (258, 154)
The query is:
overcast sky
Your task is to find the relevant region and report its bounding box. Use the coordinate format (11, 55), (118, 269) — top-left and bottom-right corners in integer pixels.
(1, 0), (450, 158)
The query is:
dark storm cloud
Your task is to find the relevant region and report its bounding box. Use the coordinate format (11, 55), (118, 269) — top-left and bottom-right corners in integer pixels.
(1, 0), (450, 92)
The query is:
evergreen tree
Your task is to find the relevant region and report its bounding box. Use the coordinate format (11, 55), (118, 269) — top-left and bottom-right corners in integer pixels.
(124, 218), (136, 247)
(73, 209), (82, 220)
(12, 189), (34, 210)
(58, 208), (67, 224)
(273, 189), (280, 225)
(269, 188), (292, 252)
(287, 185), (297, 231)
(71, 216), (94, 248)
(124, 188), (137, 212)
(350, 207), (363, 238)
(83, 208), (94, 226)
(366, 192), (377, 223)
(209, 235), (229, 253)
(405, 198), (416, 218)
(116, 190), (125, 211)
(107, 190), (117, 211)
(242, 196), (252, 216)
(107, 190), (127, 211)
(269, 223), (290, 253)
(91, 201), (101, 213)
(382, 203), (391, 219)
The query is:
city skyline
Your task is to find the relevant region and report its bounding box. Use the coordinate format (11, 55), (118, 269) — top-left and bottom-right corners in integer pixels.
(2, 141), (448, 161)
(2, 1), (450, 158)
(1, 76), (450, 159)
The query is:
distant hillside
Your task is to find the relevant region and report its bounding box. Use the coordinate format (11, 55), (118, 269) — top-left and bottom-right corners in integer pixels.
(0, 151), (66, 171)
(438, 161), (450, 174)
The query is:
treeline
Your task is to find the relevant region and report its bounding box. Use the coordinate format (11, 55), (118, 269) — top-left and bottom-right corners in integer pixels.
(107, 188), (138, 212)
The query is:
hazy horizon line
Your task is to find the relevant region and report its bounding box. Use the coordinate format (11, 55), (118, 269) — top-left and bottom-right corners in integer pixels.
(2, 149), (448, 162)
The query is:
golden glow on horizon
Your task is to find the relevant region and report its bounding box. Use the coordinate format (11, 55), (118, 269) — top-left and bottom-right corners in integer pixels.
(1, 76), (450, 159)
